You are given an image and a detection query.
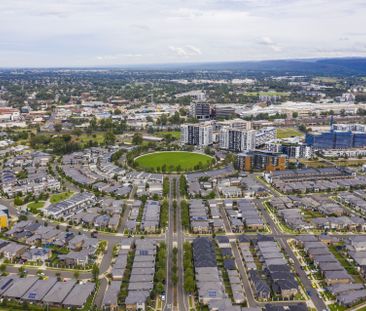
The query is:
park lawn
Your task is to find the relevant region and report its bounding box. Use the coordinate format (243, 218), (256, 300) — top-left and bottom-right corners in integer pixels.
(27, 201), (45, 209)
(328, 304), (347, 311)
(73, 133), (105, 146)
(27, 201), (45, 212)
(155, 131), (181, 139)
(277, 127), (303, 139)
(135, 151), (213, 171)
(50, 191), (73, 204)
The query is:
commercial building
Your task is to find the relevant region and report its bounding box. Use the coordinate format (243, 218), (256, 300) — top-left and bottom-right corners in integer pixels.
(212, 105), (236, 119)
(190, 102), (211, 120)
(306, 123), (366, 149)
(236, 151), (287, 172)
(181, 122), (213, 146)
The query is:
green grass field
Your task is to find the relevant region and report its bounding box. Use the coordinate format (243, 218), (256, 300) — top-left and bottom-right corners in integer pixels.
(276, 127), (303, 139)
(27, 201), (45, 213)
(155, 131), (181, 139)
(50, 191), (73, 204)
(74, 133), (105, 146)
(134, 151), (214, 172)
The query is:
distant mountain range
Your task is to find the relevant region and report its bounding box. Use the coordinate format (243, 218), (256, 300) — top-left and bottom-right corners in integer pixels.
(126, 57), (366, 76)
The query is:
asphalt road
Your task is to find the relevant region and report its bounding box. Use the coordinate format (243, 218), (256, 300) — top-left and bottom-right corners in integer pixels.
(163, 177), (175, 311)
(175, 177), (188, 311)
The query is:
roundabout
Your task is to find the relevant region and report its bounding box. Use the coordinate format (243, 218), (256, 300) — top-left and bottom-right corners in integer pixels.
(134, 151), (215, 172)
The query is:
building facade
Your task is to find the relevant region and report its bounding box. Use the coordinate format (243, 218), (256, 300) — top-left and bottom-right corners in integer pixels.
(190, 103), (211, 120)
(265, 140), (313, 159)
(219, 127), (256, 152)
(255, 127), (277, 147)
(181, 122), (213, 146)
(236, 150), (288, 172)
(306, 123), (366, 149)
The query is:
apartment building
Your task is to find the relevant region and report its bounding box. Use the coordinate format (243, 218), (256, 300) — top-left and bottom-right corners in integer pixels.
(181, 122), (213, 146)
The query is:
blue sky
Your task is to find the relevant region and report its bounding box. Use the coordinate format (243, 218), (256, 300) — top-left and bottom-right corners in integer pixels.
(1, 0), (366, 67)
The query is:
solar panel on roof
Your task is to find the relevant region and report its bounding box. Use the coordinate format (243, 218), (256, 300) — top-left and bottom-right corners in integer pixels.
(0, 279), (12, 290)
(28, 292), (37, 299)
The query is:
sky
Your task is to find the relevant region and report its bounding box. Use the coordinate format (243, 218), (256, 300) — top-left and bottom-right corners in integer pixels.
(1, 0), (366, 67)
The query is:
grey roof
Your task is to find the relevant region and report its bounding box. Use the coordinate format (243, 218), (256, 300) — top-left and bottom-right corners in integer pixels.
(63, 283), (95, 307)
(125, 290), (150, 305)
(3, 276), (38, 298)
(338, 289), (366, 306)
(42, 280), (77, 304)
(0, 275), (19, 295)
(193, 237), (217, 268)
(102, 281), (121, 307)
(324, 270), (353, 281)
(23, 277), (58, 301)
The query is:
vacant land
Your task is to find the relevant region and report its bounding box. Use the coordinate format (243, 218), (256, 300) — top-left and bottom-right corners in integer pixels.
(134, 151), (214, 172)
(50, 191), (73, 204)
(277, 127), (303, 139)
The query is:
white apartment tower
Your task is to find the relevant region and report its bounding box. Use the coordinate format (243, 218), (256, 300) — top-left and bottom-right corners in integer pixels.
(219, 127), (256, 152)
(181, 122), (213, 146)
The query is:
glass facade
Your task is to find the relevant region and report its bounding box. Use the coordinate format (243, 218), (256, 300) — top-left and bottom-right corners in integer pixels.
(306, 131), (366, 149)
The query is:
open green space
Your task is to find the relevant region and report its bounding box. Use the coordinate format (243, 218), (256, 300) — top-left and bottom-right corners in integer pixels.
(276, 127), (303, 139)
(155, 131), (181, 139)
(27, 201), (45, 213)
(328, 303), (347, 311)
(134, 151), (214, 172)
(50, 191), (73, 204)
(73, 133), (105, 146)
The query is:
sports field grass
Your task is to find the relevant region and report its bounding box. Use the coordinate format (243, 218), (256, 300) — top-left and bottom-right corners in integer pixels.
(276, 127), (303, 139)
(134, 151), (214, 172)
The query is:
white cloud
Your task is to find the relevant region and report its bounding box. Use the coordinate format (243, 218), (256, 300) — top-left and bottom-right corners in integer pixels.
(0, 0), (365, 66)
(258, 36), (282, 52)
(169, 45), (202, 57)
